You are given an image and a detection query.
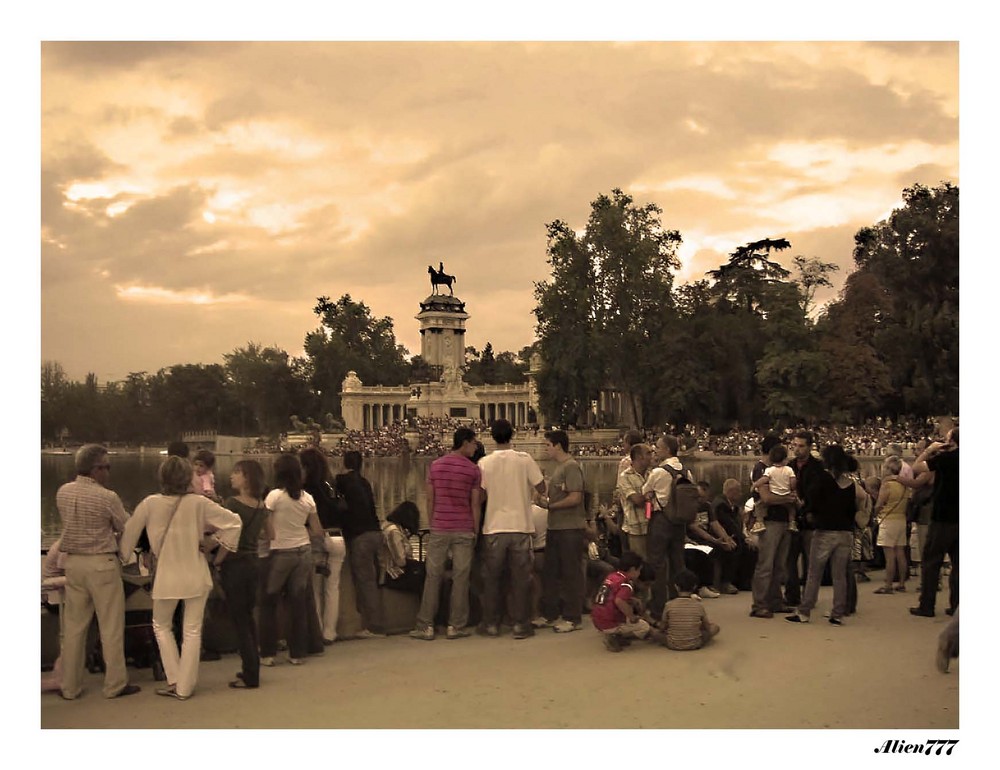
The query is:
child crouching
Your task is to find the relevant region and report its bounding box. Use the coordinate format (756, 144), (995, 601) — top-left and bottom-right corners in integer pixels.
(590, 551), (650, 652)
(659, 568), (720, 651)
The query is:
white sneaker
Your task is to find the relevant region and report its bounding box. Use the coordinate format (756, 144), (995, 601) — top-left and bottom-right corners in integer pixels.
(531, 617), (554, 629)
(260, 657), (275, 667)
(698, 586), (721, 599)
(553, 619), (583, 633)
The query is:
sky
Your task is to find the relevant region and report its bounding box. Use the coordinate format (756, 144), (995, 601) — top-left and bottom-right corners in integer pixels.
(39, 36), (960, 384)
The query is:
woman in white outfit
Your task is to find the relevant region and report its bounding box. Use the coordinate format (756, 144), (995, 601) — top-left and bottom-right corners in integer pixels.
(120, 456), (242, 700)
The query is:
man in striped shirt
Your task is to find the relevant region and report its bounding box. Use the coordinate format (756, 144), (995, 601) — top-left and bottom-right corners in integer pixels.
(57, 444), (140, 699)
(410, 427), (482, 641)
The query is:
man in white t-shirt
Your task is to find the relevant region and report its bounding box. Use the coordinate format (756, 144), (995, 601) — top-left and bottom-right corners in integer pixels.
(478, 419), (546, 640)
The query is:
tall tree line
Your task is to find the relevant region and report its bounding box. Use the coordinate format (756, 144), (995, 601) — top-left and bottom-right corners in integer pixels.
(533, 183), (958, 429)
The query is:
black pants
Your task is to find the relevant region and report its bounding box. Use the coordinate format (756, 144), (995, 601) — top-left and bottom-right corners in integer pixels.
(540, 529), (586, 624)
(647, 513), (687, 618)
(219, 554), (260, 687)
(785, 529), (814, 605)
(711, 542), (741, 589)
(918, 521), (959, 613)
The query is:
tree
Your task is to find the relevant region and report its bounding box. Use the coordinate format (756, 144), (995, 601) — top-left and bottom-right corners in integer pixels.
(707, 238), (791, 316)
(224, 343), (313, 437)
(793, 255), (839, 317)
(304, 294), (409, 419)
(534, 189), (682, 426)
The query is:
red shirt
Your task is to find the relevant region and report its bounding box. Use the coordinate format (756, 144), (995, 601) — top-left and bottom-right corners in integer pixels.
(428, 453), (482, 532)
(591, 571), (635, 630)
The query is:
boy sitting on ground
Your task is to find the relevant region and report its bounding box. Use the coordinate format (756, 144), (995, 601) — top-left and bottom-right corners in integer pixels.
(590, 551), (651, 652)
(659, 568), (720, 651)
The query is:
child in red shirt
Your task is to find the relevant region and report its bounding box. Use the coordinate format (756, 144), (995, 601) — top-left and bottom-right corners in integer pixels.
(590, 551), (651, 651)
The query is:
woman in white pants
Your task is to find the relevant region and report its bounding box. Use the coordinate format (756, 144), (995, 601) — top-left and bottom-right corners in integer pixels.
(120, 456), (241, 700)
(301, 447), (347, 643)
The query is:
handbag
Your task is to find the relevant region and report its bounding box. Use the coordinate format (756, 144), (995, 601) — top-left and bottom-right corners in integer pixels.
(146, 495), (184, 592)
(383, 559), (426, 594)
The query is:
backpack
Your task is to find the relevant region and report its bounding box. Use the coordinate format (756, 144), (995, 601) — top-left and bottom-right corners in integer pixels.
(663, 463), (699, 525)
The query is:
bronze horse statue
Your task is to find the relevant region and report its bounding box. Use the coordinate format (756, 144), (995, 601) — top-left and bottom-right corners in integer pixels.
(428, 264), (456, 296)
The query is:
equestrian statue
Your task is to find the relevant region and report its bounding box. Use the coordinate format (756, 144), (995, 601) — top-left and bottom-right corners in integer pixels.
(428, 262), (456, 296)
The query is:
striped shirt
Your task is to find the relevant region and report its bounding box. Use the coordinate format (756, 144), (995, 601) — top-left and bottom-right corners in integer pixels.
(662, 595), (709, 650)
(428, 453), (481, 532)
(56, 476), (129, 555)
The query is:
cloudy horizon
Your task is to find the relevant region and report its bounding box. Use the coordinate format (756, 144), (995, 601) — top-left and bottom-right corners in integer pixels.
(41, 40), (959, 384)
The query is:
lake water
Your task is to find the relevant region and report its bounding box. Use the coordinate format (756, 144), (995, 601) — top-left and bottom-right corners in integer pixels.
(40, 453), (885, 547)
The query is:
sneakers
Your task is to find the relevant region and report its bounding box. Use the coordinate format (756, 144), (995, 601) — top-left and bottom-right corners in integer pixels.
(531, 617), (554, 629)
(409, 626), (435, 641)
(785, 612), (810, 623)
(260, 656), (276, 667)
(698, 586), (721, 599)
(114, 684), (141, 698)
(356, 629), (387, 639)
(910, 607), (935, 618)
(717, 583), (740, 595)
(749, 608), (773, 618)
(483, 624), (500, 637)
(511, 625), (531, 640)
(288, 657), (305, 665)
(446, 625), (471, 640)
(156, 686), (190, 700)
(553, 619), (583, 633)
(604, 634), (623, 652)
(828, 617), (843, 626)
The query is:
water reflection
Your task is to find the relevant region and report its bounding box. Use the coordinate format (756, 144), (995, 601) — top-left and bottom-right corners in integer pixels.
(41, 453), (884, 547)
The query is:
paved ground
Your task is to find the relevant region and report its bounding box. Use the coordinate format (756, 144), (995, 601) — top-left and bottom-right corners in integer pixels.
(39, 571), (958, 731)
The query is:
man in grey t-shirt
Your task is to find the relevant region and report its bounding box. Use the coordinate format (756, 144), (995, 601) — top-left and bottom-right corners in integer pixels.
(534, 430), (587, 633)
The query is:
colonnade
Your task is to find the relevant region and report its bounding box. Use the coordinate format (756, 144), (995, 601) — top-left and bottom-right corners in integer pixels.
(479, 400), (536, 427)
(362, 402), (406, 431)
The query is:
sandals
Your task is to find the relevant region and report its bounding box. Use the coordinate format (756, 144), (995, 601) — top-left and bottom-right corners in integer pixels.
(873, 586), (894, 594)
(155, 685), (190, 700)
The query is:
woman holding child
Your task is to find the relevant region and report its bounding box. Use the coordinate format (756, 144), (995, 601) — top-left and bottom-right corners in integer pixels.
(785, 445), (868, 626)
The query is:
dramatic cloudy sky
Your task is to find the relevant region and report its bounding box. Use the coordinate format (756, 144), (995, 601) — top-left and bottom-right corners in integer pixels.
(40, 39), (959, 383)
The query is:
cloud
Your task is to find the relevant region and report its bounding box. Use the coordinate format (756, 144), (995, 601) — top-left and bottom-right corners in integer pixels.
(40, 41), (959, 381)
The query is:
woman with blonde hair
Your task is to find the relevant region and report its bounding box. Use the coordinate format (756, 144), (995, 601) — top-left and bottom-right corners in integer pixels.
(120, 456), (242, 700)
(874, 455), (910, 594)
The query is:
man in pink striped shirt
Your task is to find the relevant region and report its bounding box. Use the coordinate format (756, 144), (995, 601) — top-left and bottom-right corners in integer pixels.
(410, 427), (482, 641)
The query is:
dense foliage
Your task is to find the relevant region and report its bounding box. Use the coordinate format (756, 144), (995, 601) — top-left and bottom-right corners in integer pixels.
(533, 183), (958, 429)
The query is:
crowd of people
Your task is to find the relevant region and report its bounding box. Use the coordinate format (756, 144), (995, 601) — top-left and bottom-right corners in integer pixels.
(46, 416), (959, 701)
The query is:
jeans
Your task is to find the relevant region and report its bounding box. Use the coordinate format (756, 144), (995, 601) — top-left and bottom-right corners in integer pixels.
(785, 528), (814, 605)
(219, 554), (260, 686)
(540, 529), (587, 624)
(152, 591), (209, 697)
(61, 554), (128, 699)
(481, 533), (533, 628)
(348, 531), (385, 633)
(918, 521), (959, 613)
(751, 521), (790, 612)
(416, 531), (476, 629)
(259, 546), (313, 659)
(798, 530), (853, 619)
(647, 513), (688, 618)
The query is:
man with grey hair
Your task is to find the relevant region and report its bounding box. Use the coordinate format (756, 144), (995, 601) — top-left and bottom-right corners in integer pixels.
(56, 444), (139, 699)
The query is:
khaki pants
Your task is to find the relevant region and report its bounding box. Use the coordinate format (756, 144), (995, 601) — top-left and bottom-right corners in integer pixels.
(61, 554), (128, 699)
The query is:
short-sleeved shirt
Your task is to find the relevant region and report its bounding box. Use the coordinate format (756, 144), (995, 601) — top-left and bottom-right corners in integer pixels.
(642, 458), (690, 511)
(616, 467), (648, 536)
(546, 457), (586, 530)
(479, 449), (544, 534)
(428, 453), (482, 532)
(591, 570), (635, 630)
(927, 448), (959, 523)
(764, 465), (795, 496)
(662, 595), (708, 650)
(265, 489), (315, 550)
